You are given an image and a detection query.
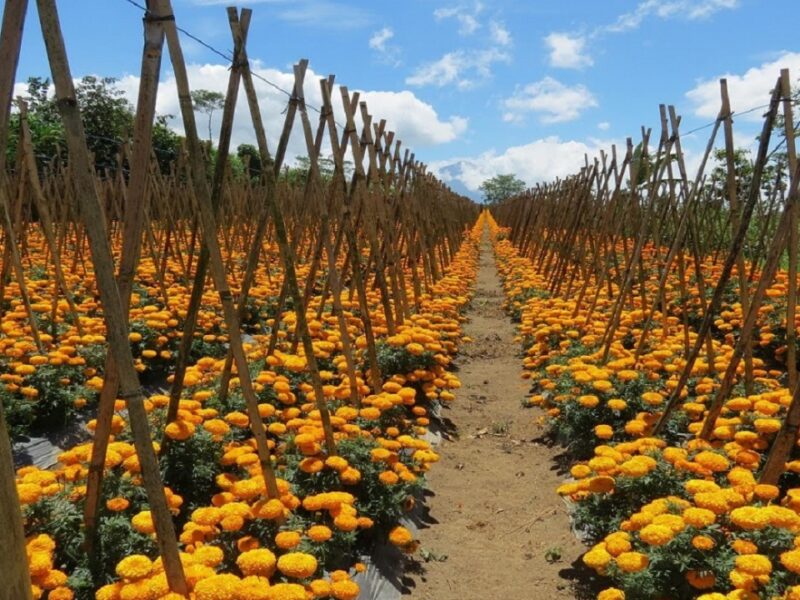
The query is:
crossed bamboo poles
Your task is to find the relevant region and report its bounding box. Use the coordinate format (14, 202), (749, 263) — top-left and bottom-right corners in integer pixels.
(494, 72), (799, 485)
(0, 0), (477, 595)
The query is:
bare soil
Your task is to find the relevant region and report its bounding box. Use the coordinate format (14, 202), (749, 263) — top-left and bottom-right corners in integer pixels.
(404, 234), (590, 599)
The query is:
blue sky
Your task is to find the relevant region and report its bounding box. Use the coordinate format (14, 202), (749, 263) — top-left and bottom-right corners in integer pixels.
(14, 0), (800, 198)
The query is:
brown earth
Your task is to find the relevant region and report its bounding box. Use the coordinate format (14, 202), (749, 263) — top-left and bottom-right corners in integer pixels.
(404, 234), (590, 600)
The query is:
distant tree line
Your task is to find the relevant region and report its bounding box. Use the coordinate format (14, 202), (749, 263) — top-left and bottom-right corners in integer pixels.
(6, 76), (344, 182)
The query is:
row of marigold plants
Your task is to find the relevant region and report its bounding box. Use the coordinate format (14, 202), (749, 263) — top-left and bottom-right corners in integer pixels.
(487, 213), (800, 600)
(5, 217), (485, 599)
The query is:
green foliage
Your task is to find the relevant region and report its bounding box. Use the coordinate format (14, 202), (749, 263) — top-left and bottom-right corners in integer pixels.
(0, 361), (91, 439)
(161, 428), (224, 512)
(8, 76), (182, 175)
(571, 456), (687, 542)
(237, 143), (263, 180)
(374, 341), (436, 377)
(478, 173), (526, 205)
(190, 89), (225, 142)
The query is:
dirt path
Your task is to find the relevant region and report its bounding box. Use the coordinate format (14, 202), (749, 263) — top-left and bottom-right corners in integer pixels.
(405, 233), (586, 599)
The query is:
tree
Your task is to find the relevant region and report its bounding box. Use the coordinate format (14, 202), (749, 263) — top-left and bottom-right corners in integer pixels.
(478, 173), (526, 205)
(190, 89), (225, 142)
(152, 115), (182, 175)
(237, 143), (262, 180)
(8, 76), (135, 173)
(75, 76), (134, 171)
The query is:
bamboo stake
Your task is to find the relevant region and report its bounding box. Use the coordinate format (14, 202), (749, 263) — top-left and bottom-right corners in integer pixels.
(36, 0), (187, 591)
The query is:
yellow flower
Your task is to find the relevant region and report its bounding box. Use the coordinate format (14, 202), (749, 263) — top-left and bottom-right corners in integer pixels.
(582, 545), (612, 572)
(683, 507), (716, 529)
(238, 576), (271, 600)
(192, 545), (224, 568)
(307, 525), (333, 543)
(592, 380), (614, 393)
(594, 424), (613, 440)
(115, 555), (152, 581)
(275, 531), (302, 550)
(780, 549), (800, 574)
(641, 392), (664, 406)
(730, 506), (769, 530)
(330, 579), (360, 600)
(692, 535), (716, 551)
(604, 532), (631, 556)
(578, 395), (600, 408)
(731, 539), (758, 555)
(734, 553), (772, 576)
(693, 450), (729, 472)
(106, 497), (130, 512)
(607, 398), (627, 411)
(277, 552), (318, 579)
(619, 456), (656, 477)
(638, 524), (674, 546)
(389, 526), (413, 547)
(194, 574), (241, 600)
(570, 464), (592, 479)
(16, 483), (41, 505)
(130, 511), (155, 535)
(268, 583), (307, 600)
(236, 548), (277, 577)
(615, 551), (648, 573)
(597, 588), (625, 600)
(753, 484), (779, 501)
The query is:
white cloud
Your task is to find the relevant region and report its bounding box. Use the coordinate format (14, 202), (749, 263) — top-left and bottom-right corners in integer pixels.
(368, 27), (401, 66)
(606, 0), (739, 33)
(369, 27), (394, 52)
(357, 90), (468, 145)
(489, 21), (512, 47)
(597, 121), (611, 131)
(430, 136), (612, 192)
(105, 61), (465, 167)
(685, 51), (800, 120)
(406, 48), (509, 89)
(544, 32), (593, 69)
(433, 2), (484, 35)
(538, 0), (738, 72)
(502, 77), (598, 124)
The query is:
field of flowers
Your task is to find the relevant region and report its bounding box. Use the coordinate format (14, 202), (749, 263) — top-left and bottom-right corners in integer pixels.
(488, 211), (800, 600)
(4, 217), (483, 600)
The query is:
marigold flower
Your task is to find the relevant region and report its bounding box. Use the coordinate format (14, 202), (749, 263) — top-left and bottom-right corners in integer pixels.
(692, 535), (716, 551)
(115, 555), (152, 580)
(275, 531), (302, 550)
(268, 583), (307, 600)
(638, 524), (674, 546)
(389, 526), (413, 547)
(307, 525), (333, 543)
(192, 544), (224, 568)
(277, 552), (318, 579)
(615, 551), (648, 573)
(236, 548), (277, 577)
(131, 510), (155, 535)
(735, 553), (772, 576)
(778, 549), (800, 575)
(683, 507), (716, 529)
(106, 497), (130, 512)
(686, 570), (716, 590)
(194, 574), (241, 600)
(730, 506), (769, 530)
(331, 579), (360, 600)
(594, 424), (613, 440)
